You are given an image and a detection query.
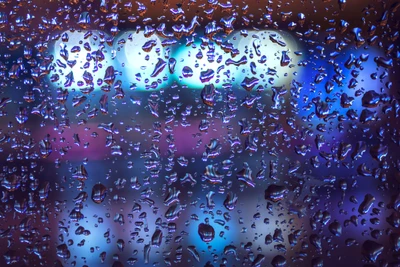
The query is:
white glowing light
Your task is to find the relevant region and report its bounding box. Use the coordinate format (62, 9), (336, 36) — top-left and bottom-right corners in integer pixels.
(228, 30), (304, 89)
(171, 30), (303, 90)
(50, 30), (114, 91)
(171, 41), (235, 90)
(114, 31), (170, 91)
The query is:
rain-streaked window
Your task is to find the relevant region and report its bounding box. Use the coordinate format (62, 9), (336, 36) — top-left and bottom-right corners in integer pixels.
(0, 1), (399, 266)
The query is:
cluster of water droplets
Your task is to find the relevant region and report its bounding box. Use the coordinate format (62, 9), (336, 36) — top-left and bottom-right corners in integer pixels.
(0, 0), (399, 266)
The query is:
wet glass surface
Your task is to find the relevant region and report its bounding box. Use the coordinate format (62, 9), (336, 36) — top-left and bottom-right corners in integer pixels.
(0, 0), (400, 266)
